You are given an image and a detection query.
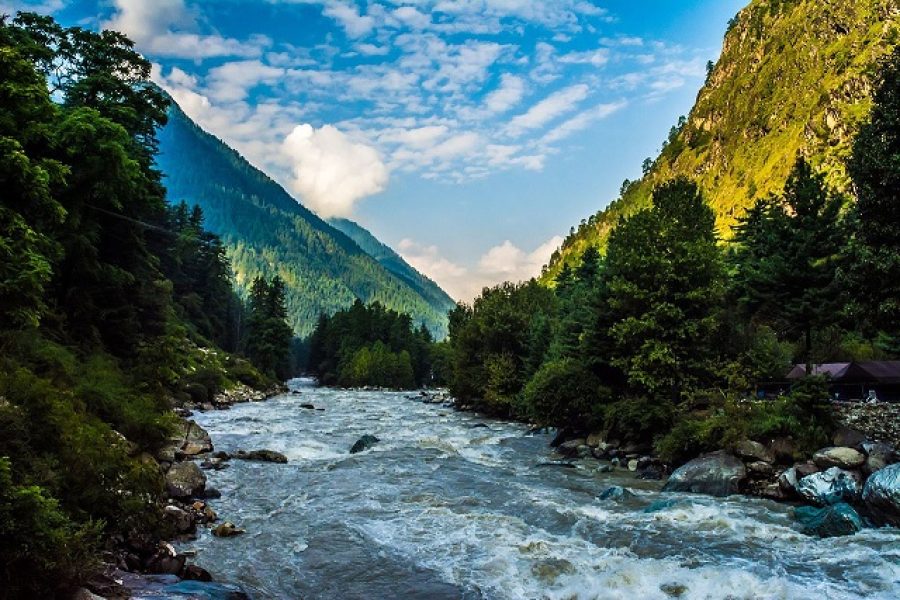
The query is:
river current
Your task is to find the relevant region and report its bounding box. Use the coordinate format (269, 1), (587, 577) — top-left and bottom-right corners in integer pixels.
(182, 379), (900, 599)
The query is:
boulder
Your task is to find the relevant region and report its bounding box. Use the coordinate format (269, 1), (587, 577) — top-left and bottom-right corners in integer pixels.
(862, 462), (900, 526)
(861, 441), (897, 476)
(794, 503), (863, 538)
(813, 447), (866, 470)
(145, 544), (186, 575)
(163, 505), (195, 534)
(234, 449), (288, 463)
(734, 440), (774, 464)
(181, 564), (213, 582)
(586, 432), (606, 448)
(212, 522), (245, 537)
(627, 459), (639, 472)
(662, 451), (746, 497)
(165, 462), (206, 499)
(768, 437), (796, 465)
(796, 467), (860, 506)
(349, 434), (380, 454)
(832, 427), (867, 448)
(637, 465), (665, 480)
(599, 486), (636, 501)
(299, 403), (315, 410)
(747, 461), (775, 478)
(778, 467), (799, 495)
(556, 439), (587, 458)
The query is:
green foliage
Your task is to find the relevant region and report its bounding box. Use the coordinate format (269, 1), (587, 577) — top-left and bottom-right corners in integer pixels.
(0, 457), (100, 599)
(245, 276), (294, 379)
(845, 47), (900, 351)
(520, 359), (603, 430)
(308, 300), (435, 389)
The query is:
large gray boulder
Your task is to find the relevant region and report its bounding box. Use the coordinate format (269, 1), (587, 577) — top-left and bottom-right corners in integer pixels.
(733, 440), (774, 464)
(234, 449), (288, 463)
(812, 447), (866, 470)
(165, 462), (207, 499)
(861, 441), (897, 476)
(158, 419), (213, 462)
(796, 467), (860, 506)
(862, 463), (900, 526)
(662, 451), (746, 497)
(349, 434), (380, 454)
(794, 503), (863, 538)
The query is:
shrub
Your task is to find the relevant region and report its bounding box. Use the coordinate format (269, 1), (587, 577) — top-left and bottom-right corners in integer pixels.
(604, 395), (675, 446)
(520, 359), (603, 430)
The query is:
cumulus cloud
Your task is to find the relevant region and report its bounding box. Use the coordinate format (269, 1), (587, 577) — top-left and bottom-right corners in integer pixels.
(282, 124), (389, 218)
(324, 1), (375, 38)
(484, 74), (526, 114)
(505, 84), (589, 137)
(539, 100), (627, 145)
(398, 236), (563, 301)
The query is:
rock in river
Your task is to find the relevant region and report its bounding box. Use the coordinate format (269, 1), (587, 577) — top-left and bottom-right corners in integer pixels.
(796, 467), (860, 506)
(812, 447), (866, 470)
(234, 449), (288, 463)
(733, 439), (774, 464)
(794, 503), (863, 538)
(862, 463), (900, 526)
(212, 522), (246, 538)
(165, 462), (206, 499)
(350, 434), (380, 454)
(662, 451), (746, 497)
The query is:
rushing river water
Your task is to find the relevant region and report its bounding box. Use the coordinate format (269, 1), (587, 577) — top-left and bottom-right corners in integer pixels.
(182, 379), (900, 600)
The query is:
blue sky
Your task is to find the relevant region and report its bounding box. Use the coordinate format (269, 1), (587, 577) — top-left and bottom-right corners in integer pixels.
(5, 0), (746, 300)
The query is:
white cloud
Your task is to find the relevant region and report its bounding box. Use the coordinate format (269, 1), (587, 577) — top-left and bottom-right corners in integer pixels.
(105, 0), (267, 59)
(505, 83), (589, 136)
(324, 1), (375, 38)
(484, 74), (526, 114)
(0, 0), (65, 14)
(398, 235), (563, 301)
(206, 60), (286, 102)
(282, 124), (389, 218)
(540, 100), (627, 145)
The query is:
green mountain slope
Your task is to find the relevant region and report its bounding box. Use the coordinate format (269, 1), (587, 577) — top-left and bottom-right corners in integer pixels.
(328, 217), (457, 313)
(155, 101), (451, 337)
(544, 0), (899, 282)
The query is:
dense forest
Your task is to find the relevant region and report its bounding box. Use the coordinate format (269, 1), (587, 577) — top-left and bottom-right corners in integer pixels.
(546, 0), (898, 281)
(0, 14), (290, 597)
(445, 47), (900, 464)
(156, 102), (454, 338)
(307, 300), (448, 389)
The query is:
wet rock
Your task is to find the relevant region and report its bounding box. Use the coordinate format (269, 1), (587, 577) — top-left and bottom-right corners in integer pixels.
(145, 543), (186, 575)
(536, 460), (576, 469)
(556, 439), (587, 458)
(212, 450), (231, 460)
(662, 451), (746, 497)
(181, 564), (213, 582)
(861, 441), (897, 475)
(212, 522), (245, 537)
(599, 486), (636, 501)
(158, 419), (214, 462)
(72, 588), (105, 600)
(734, 440), (774, 464)
(796, 467), (860, 506)
(165, 462), (206, 499)
(813, 447), (866, 470)
(349, 434), (380, 454)
(201, 487), (222, 500)
(596, 463), (612, 473)
(862, 463), (900, 526)
(778, 467), (799, 495)
(660, 583), (688, 598)
(833, 427), (867, 448)
(627, 459), (639, 472)
(299, 403), (315, 410)
(757, 482), (787, 500)
(164, 505), (195, 534)
(234, 449), (288, 463)
(795, 503), (863, 537)
(550, 428), (572, 447)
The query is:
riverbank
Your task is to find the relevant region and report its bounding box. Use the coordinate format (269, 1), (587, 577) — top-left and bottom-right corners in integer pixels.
(71, 382), (286, 600)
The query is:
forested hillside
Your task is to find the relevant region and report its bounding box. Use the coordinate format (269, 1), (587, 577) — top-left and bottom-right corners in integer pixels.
(156, 103), (452, 337)
(545, 0), (899, 281)
(328, 217), (456, 315)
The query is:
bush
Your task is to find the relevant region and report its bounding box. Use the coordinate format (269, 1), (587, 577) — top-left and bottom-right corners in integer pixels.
(0, 457), (100, 599)
(604, 395), (675, 446)
(520, 359), (603, 430)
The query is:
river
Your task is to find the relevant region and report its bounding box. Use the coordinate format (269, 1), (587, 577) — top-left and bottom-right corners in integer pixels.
(180, 379), (900, 599)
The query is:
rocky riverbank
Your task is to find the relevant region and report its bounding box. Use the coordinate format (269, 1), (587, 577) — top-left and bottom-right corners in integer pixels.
(414, 389), (900, 538)
(72, 383), (286, 600)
